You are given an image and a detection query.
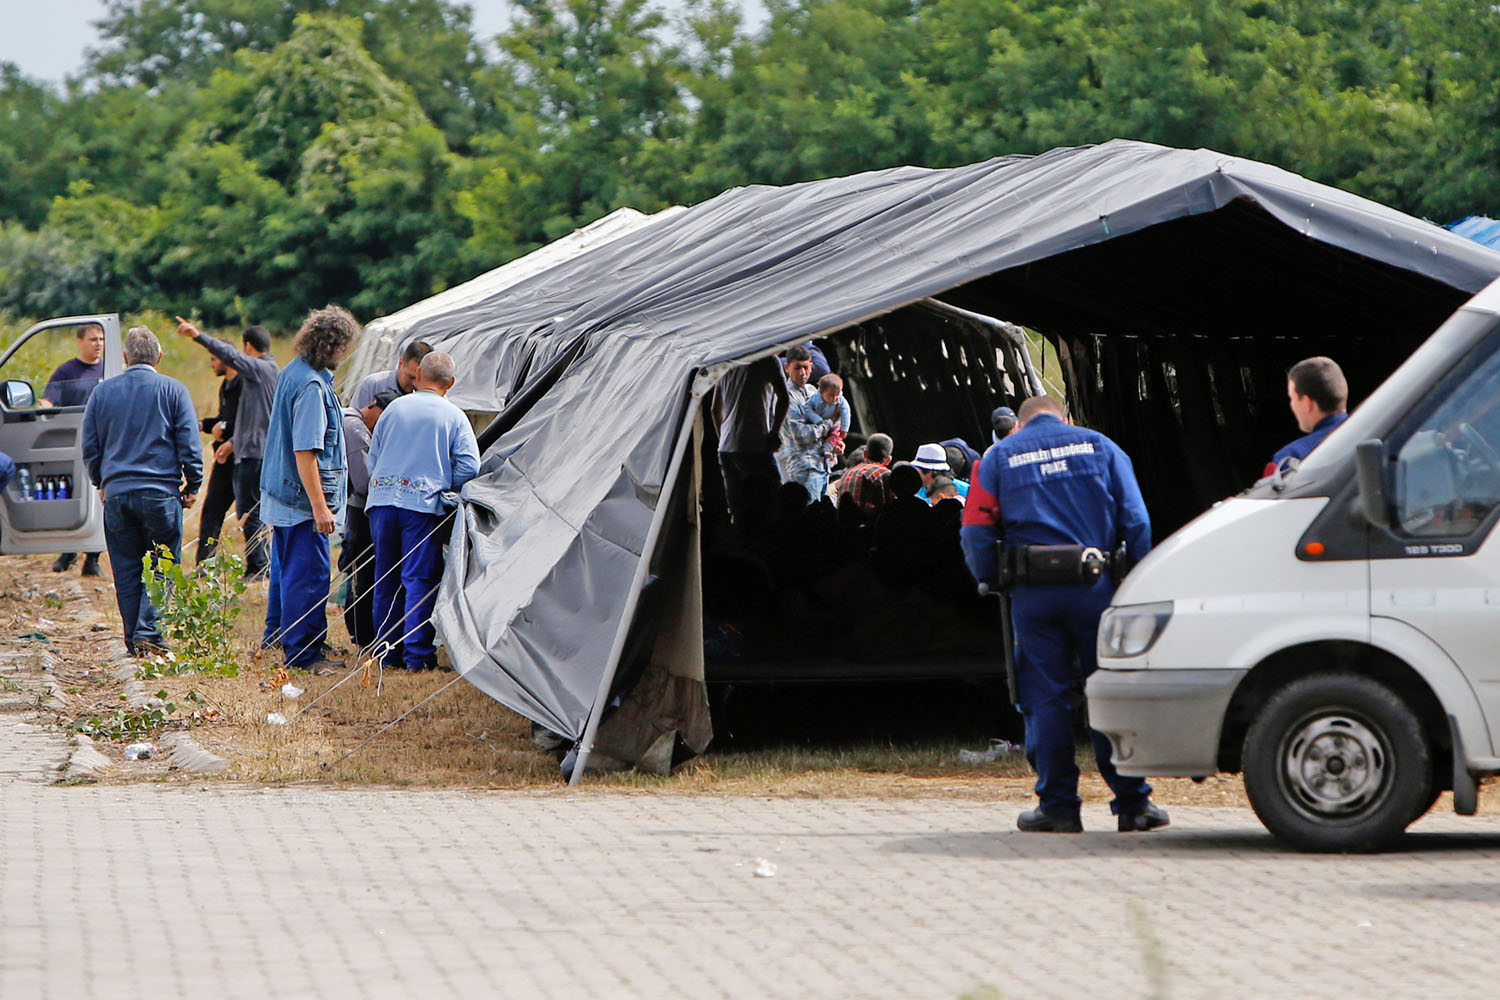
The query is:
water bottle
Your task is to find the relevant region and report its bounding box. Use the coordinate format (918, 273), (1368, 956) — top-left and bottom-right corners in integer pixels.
(44, 477), (55, 501)
(16, 466), (30, 501)
(57, 476), (69, 501)
(32, 475), (43, 501)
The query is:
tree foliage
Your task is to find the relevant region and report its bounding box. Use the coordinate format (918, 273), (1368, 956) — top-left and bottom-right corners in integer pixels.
(1, 0), (1498, 330)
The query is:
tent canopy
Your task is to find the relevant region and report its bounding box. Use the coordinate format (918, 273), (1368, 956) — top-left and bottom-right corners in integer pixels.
(388, 140), (1500, 774)
(340, 206), (683, 401)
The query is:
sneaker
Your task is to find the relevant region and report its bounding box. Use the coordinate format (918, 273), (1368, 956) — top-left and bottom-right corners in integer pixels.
(1016, 808), (1083, 834)
(130, 640), (169, 659)
(51, 553), (76, 573)
(80, 553), (101, 577)
(1117, 801), (1171, 833)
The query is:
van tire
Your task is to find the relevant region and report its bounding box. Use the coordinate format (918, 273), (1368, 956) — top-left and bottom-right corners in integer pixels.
(1243, 673), (1431, 853)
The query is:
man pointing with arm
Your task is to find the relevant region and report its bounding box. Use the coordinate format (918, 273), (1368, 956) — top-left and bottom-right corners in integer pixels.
(176, 318), (279, 580)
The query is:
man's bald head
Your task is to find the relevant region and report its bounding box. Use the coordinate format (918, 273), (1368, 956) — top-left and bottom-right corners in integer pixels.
(417, 351), (457, 395)
(1017, 396), (1064, 425)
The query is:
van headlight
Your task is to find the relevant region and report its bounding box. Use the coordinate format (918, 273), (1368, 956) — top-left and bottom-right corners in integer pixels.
(1098, 602), (1173, 659)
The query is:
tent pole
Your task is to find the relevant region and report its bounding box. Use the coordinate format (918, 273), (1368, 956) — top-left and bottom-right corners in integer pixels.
(920, 297), (1047, 397)
(569, 367), (725, 785)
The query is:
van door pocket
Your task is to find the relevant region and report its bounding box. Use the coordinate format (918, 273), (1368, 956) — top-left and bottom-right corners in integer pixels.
(32, 427), (76, 449)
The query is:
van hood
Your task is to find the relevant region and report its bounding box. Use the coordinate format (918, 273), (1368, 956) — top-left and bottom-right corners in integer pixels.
(1116, 497), (1332, 605)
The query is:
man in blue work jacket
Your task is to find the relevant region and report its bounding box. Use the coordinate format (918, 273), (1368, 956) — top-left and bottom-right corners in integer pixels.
(258, 306), (360, 674)
(1263, 356), (1348, 478)
(960, 396), (1168, 834)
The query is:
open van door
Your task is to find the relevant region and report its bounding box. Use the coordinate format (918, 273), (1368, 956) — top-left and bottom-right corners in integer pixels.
(0, 315), (123, 555)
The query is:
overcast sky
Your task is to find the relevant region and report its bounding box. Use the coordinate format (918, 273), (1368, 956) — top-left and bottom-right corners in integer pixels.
(0, 1), (590, 83)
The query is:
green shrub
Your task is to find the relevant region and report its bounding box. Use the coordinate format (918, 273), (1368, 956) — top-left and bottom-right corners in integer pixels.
(140, 544), (246, 677)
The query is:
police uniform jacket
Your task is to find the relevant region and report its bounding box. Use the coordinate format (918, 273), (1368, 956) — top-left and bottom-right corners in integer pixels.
(959, 412), (1151, 586)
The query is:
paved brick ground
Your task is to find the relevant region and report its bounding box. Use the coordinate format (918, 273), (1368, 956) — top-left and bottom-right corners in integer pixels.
(4, 716), (1500, 998)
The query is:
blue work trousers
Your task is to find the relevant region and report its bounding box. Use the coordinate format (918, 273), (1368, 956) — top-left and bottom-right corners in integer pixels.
(265, 520), (330, 667)
(1010, 580), (1151, 820)
(103, 489), (181, 651)
(368, 506), (446, 670)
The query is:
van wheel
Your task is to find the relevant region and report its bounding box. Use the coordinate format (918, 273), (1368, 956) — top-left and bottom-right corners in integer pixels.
(1243, 673), (1431, 853)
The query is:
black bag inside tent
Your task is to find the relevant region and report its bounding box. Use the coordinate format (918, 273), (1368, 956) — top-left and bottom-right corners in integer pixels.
(400, 140), (1500, 779)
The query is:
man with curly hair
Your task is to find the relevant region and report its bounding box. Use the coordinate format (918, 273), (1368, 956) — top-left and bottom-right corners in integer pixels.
(258, 306), (361, 674)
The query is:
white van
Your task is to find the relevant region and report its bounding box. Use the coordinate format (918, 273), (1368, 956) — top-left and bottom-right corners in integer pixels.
(1087, 278), (1500, 851)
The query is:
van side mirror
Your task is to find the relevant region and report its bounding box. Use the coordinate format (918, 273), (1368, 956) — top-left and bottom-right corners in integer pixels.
(1, 380), (35, 410)
(1354, 439), (1390, 529)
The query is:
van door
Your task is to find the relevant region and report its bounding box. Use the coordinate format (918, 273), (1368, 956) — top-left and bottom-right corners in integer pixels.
(1369, 323), (1500, 750)
(0, 315), (123, 555)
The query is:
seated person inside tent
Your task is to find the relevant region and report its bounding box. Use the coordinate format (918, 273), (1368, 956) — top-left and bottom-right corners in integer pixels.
(705, 434), (996, 667)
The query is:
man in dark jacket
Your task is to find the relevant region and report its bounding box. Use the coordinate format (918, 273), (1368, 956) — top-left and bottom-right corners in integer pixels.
(44, 322), (107, 576)
(176, 318), (278, 579)
(195, 355), (240, 564)
(82, 326), (202, 656)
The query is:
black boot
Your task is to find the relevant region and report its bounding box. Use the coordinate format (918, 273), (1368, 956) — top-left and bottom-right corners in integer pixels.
(80, 553), (101, 577)
(1016, 808), (1083, 833)
(1117, 801), (1171, 832)
(51, 553), (76, 573)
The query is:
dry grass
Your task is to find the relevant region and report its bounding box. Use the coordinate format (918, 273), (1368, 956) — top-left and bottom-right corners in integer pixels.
(157, 666), (558, 786)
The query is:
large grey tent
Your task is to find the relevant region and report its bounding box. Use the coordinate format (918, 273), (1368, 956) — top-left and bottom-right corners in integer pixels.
(394, 139), (1500, 779)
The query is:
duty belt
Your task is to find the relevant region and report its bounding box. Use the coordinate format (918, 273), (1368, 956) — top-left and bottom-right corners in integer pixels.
(998, 542), (1128, 587)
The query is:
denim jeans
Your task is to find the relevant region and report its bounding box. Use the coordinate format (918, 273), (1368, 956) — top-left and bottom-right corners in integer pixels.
(103, 488), (182, 650)
(234, 458), (269, 577)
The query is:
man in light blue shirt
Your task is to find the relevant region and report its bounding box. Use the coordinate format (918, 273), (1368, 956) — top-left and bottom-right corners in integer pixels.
(366, 351), (480, 671)
(258, 307), (360, 673)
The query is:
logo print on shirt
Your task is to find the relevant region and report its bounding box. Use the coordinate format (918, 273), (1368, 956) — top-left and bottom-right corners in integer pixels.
(1007, 441), (1095, 474)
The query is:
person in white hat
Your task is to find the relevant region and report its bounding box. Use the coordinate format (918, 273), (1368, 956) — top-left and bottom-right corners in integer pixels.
(911, 442), (970, 501)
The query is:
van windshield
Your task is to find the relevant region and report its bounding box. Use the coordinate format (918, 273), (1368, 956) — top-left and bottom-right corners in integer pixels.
(1391, 339), (1500, 537)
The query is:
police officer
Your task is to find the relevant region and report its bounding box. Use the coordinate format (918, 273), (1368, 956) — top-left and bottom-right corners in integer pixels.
(960, 396), (1168, 834)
